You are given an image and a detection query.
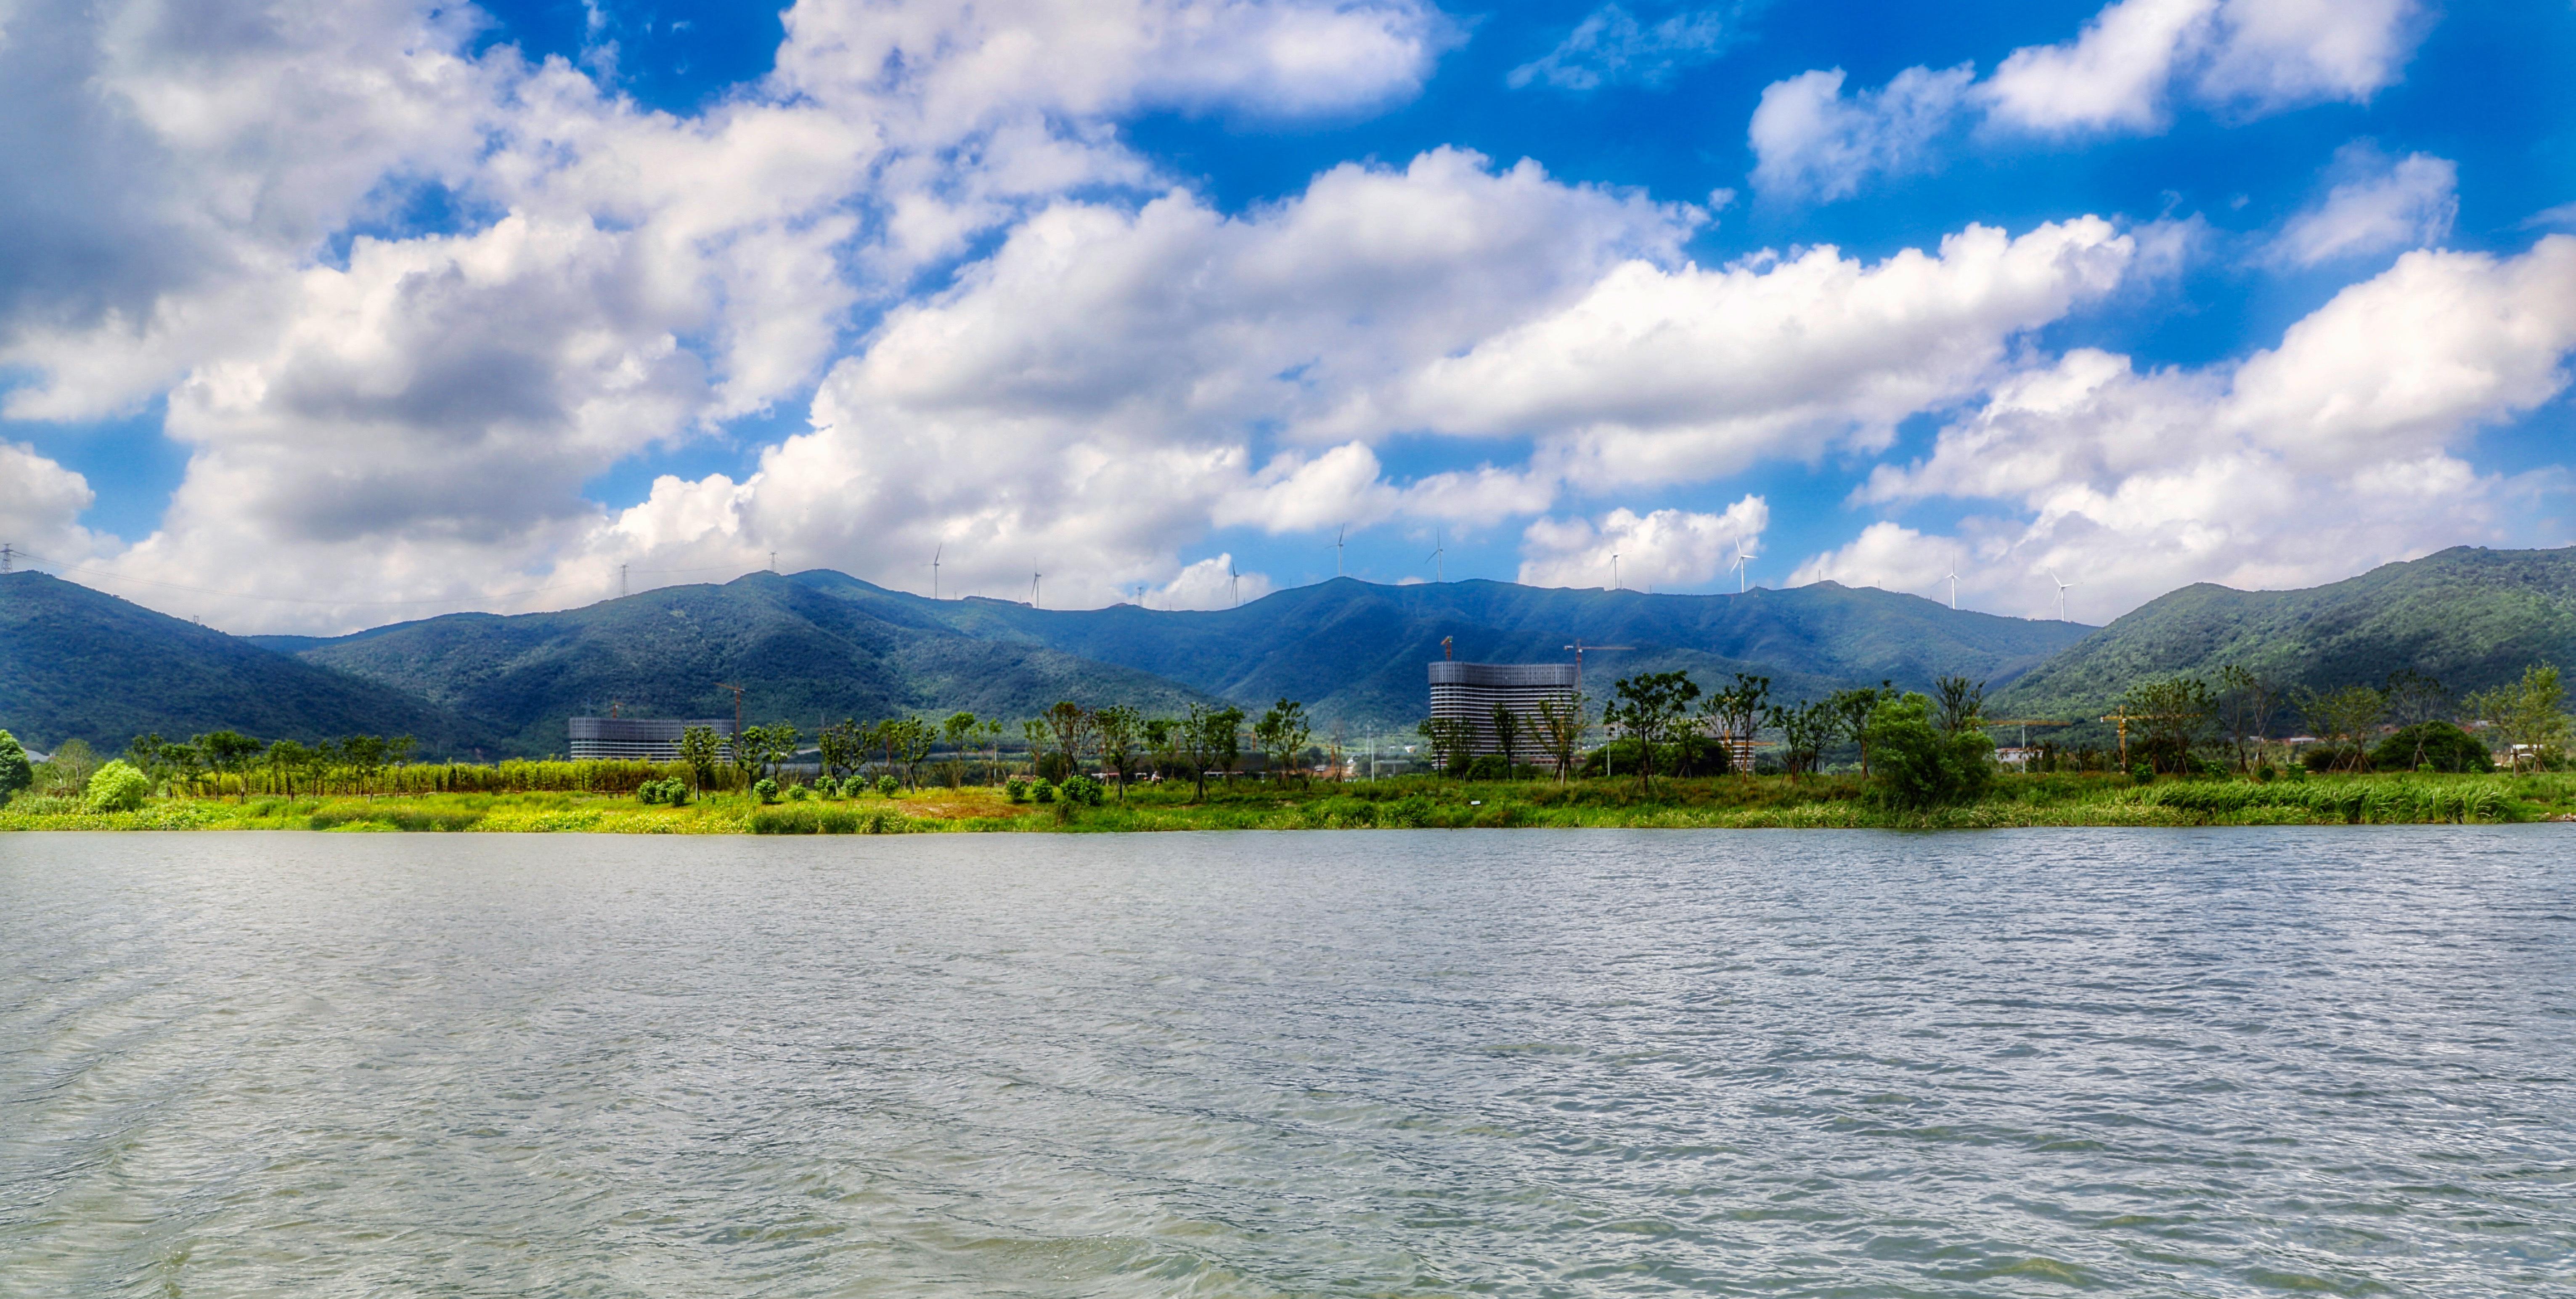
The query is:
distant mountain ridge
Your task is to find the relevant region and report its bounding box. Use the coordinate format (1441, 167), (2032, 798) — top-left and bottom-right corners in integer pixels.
(29, 548), (2567, 760)
(1991, 546), (2576, 722)
(0, 572), (498, 755)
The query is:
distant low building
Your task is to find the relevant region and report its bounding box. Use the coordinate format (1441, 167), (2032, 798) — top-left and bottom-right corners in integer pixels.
(1428, 661), (1580, 757)
(568, 717), (734, 763)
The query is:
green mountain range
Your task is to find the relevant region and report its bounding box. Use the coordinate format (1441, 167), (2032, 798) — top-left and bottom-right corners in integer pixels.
(0, 571), (492, 757)
(1991, 546), (2576, 725)
(14, 545), (2571, 760)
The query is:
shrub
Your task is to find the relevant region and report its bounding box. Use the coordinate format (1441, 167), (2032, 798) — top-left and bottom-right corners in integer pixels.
(1031, 779), (1057, 805)
(811, 776), (838, 798)
(1462, 753), (1510, 781)
(1006, 776), (1030, 803)
(638, 780), (666, 804)
(87, 760), (153, 813)
(1060, 774), (1105, 806)
(2371, 721), (2494, 773)
(0, 729), (31, 806)
(753, 777), (780, 804)
(787, 783), (813, 801)
(876, 775), (900, 797)
(1863, 694), (1994, 810)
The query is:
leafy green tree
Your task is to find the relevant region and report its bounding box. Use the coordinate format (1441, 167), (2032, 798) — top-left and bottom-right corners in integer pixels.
(1533, 693), (1588, 782)
(1487, 703), (1522, 777)
(197, 730), (263, 797)
(1021, 718), (1055, 780)
(2297, 683), (2384, 773)
(1863, 693), (1995, 809)
(0, 730), (32, 805)
(1698, 674), (1771, 775)
(2465, 664), (2571, 770)
(1255, 699), (1312, 786)
(1415, 717), (1476, 777)
(978, 717), (1006, 782)
(1826, 682), (1892, 775)
(817, 719), (866, 782)
(742, 722), (801, 779)
(890, 716), (936, 787)
(678, 725), (726, 792)
(2123, 676), (2215, 773)
(265, 738), (313, 797)
(1093, 705), (1142, 798)
(1604, 671), (1700, 791)
(88, 760), (152, 812)
(42, 738), (101, 796)
(1179, 703), (1243, 800)
(1143, 717), (1179, 786)
(1042, 701), (1092, 782)
(2370, 721), (2493, 773)
(2216, 665), (2279, 772)
(156, 740), (206, 795)
(1933, 676), (1986, 736)
(1766, 699), (1842, 776)
(942, 711), (980, 784)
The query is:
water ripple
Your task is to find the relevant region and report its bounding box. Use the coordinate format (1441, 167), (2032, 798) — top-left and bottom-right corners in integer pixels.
(3, 827), (2572, 1296)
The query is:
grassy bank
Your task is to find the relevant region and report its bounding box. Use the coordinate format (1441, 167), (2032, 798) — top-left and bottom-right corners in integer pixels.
(7, 771), (2575, 833)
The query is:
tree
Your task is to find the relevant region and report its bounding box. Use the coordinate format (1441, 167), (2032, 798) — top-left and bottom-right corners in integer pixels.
(678, 725), (726, 792)
(1143, 717), (1179, 786)
(817, 719), (866, 783)
(1415, 717), (1476, 776)
(743, 721), (801, 780)
(1208, 705), (1245, 784)
(2371, 721), (2492, 773)
(1488, 703), (1523, 776)
(1533, 693), (1589, 782)
(2381, 669), (2453, 772)
(1093, 705), (1142, 798)
(1603, 670), (1700, 791)
(1933, 676), (1986, 736)
(888, 716), (936, 788)
(942, 711), (980, 784)
(2216, 665), (2279, 772)
(1020, 719), (1053, 779)
(340, 734), (390, 793)
(0, 730), (32, 806)
(979, 717), (1006, 783)
(2296, 684), (2385, 773)
(156, 740), (207, 796)
(1255, 699), (1312, 786)
(1044, 701), (1092, 781)
(1178, 703), (1242, 801)
(198, 730), (263, 797)
(2465, 664), (2571, 770)
(1766, 699), (1841, 776)
(88, 760), (153, 812)
(265, 738), (313, 797)
(1699, 673), (1771, 774)
(1863, 693), (1995, 809)
(2123, 676), (2215, 773)
(1826, 683), (1892, 775)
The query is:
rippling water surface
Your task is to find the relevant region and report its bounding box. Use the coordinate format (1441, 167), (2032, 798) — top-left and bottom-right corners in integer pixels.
(3, 829), (2572, 1296)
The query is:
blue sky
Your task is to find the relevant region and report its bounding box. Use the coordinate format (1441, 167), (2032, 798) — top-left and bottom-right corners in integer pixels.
(3, 0), (2573, 630)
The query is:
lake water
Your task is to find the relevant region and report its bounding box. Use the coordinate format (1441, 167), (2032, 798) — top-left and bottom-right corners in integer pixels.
(2, 829), (2571, 1296)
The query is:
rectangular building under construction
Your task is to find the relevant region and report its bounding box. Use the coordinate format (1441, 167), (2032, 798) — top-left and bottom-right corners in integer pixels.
(1427, 661), (1581, 757)
(567, 717), (734, 763)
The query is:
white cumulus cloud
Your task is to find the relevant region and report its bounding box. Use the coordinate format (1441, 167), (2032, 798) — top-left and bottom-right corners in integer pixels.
(2270, 143), (2456, 267)
(1752, 0), (2424, 201)
(1518, 496), (1768, 591)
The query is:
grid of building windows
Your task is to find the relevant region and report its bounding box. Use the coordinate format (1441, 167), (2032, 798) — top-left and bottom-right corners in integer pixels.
(1427, 661), (1580, 757)
(567, 717), (734, 762)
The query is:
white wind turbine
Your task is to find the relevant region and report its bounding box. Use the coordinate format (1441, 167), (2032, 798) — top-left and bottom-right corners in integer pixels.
(1610, 552), (1621, 591)
(1229, 560), (1242, 608)
(1030, 572), (1042, 608)
(929, 544), (941, 600)
(1946, 549), (1960, 611)
(1428, 526), (1445, 584)
(1731, 538), (1755, 594)
(1334, 526), (1346, 577)
(2047, 569), (2075, 621)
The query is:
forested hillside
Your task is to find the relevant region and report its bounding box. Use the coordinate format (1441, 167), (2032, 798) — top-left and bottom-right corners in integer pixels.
(1991, 547), (2576, 721)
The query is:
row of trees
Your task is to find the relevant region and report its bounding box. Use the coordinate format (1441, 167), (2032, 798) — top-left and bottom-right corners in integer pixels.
(2112, 663), (2570, 774)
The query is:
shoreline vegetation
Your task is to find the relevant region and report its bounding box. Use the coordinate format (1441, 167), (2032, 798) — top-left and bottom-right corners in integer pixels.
(5, 770), (2573, 834)
(5, 662), (2569, 834)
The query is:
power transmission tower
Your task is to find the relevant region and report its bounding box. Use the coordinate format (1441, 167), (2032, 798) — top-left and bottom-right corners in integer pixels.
(716, 683), (746, 741)
(1, 544), (11, 574)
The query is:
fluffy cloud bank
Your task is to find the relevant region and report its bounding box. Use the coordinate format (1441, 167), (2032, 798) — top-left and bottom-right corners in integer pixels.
(1798, 236), (2576, 619)
(1751, 0), (2424, 201)
(1519, 497), (1768, 591)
